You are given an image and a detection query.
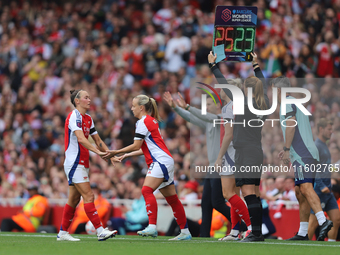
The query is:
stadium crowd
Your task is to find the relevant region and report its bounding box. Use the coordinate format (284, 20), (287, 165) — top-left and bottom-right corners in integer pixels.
(0, 0), (340, 218)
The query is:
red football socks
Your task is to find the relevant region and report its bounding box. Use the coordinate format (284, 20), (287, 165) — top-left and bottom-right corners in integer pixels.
(165, 194), (188, 229)
(142, 186), (158, 225)
(84, 202), (102, 229)
(229, 194), (251, 227)
(60, 203), (75, 231)
(231, 205), (241, 229)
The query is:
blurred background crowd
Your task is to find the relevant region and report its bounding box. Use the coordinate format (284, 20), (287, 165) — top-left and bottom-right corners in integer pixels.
(0, 0), (340, 209)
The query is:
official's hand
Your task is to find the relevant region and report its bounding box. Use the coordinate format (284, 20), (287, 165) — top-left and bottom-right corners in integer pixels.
(282, 150), (290, 165)
(251, 52), (258, 65)
(208, 51), (217, 64)
(177, 92), (187, 109)
(321, 187), (330, 194)
(163, 91), (176, 108)
(278, 150), (285, 160)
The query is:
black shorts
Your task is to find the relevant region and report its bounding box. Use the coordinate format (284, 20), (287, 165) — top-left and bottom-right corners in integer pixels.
(234, 146), (263, 187)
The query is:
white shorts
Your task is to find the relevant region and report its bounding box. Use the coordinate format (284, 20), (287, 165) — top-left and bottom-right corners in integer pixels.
(146, 162), (174, 189)
(64, 164), (90, 185)
(219, 147), (235, 176)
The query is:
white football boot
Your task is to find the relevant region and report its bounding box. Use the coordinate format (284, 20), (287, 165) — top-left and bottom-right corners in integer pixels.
(57, 232), (80, 241)
(137, 226), (158, 237)
(97, 228), (117, 241)
(168, 232), (192, 241)
(218, 234), (239, 241)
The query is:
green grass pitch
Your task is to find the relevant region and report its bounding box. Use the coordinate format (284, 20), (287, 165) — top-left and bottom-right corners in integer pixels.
(0, 233), (339, 255)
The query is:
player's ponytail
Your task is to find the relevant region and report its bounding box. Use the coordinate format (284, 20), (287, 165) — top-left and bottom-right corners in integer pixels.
(244, 77), (267, 110)
(149, 98), (161, 121)
(70, 89), (82, 107)
(135, 95), (161, 121)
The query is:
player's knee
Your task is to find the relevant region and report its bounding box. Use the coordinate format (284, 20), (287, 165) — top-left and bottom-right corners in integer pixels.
(72, 197), (81, 206)
(142, 186), (153, 197)
(222, 189), (233, 201)
(83, 191), (94, 203)
(68, 195), (81, 207)
(299, 183), (313, 196)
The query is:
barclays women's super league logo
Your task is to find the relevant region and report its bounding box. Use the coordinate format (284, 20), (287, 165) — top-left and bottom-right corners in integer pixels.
(221, 9), (231, 22)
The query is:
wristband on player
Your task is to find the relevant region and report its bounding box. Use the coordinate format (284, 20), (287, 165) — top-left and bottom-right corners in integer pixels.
(185, 104), (190, 110)
(209, 62), (216, 68)
(252, 63), (259, 67)
(283, 146), (290, 151)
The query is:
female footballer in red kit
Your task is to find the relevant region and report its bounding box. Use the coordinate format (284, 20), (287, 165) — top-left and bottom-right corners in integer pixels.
(104, 95), (192, 240)
(57, 89), (118, 241)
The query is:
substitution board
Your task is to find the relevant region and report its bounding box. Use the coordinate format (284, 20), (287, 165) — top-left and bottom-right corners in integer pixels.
(213, 6), (257, 62)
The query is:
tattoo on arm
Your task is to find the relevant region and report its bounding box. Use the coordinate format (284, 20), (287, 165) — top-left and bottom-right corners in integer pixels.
(99, 143), (102, 148)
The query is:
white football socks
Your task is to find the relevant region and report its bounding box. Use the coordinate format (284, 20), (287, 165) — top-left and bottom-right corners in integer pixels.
(181, 228), (190, 234)
(315, 211), (326, 226)
(230, 229), (239, 236)
(58, 230), (67, 235)
(297, 222), (308, 236)
(96, 226), (104, 235)
(149, 224), (157, 229)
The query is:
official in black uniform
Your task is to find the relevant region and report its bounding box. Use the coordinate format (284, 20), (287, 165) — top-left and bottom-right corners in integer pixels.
(209, 52), (269, 242)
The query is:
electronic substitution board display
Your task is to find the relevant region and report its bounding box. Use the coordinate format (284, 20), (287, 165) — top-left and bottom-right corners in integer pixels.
(213, 6), (257, 62)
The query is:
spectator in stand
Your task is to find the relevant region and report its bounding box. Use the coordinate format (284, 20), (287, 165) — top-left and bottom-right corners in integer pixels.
(108, 187), (148, 235)
(260, 34), (286, 77)
(262, 177), (279, 199)
(179, 180), (199, 201)
(315, 31), (339, 77)
(164, 27), (191, 73)
(272, 177), (297, 219)
(0, 184), (48, 232)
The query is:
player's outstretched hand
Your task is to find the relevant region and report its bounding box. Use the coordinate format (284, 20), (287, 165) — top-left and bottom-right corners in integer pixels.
(176, 92), (187, 109)
(163, 92), (176, 108)
(110, 157), (121, 166)
(116, 154), (126, 162)
(251, 52), (258, 64)
(208, 51), (217, 64)
(97, 151), (107, 157)
(102, 150), (117, 159)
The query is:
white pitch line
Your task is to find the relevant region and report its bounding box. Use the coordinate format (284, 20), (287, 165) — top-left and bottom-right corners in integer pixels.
(0, 234), (339, 247)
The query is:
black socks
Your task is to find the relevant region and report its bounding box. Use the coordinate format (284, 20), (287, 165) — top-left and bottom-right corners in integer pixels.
(244, 194), (262, 236)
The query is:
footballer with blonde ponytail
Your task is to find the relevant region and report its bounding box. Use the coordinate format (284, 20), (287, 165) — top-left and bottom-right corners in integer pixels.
(135, 95), (161, 121)
(103, 94), (192, 241)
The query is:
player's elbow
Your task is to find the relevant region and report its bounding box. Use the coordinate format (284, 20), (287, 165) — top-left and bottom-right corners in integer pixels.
(224, 132), (232, 140)
(134, 144), (141, 150)
(77, 136), (87, 146)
